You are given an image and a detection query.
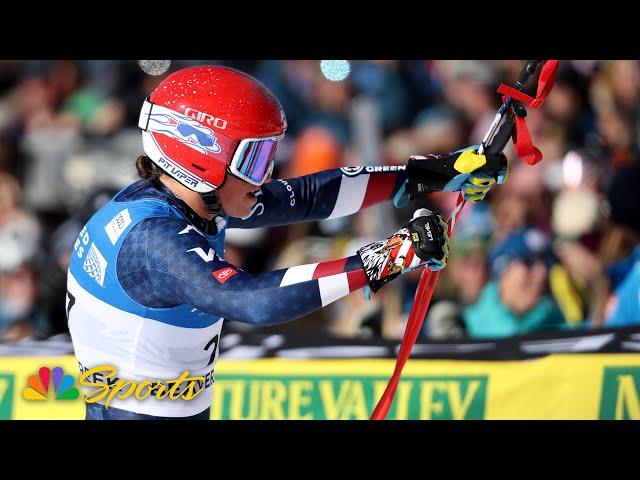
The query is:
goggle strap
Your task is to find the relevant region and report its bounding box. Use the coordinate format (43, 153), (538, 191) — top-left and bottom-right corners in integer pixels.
(138, 97), (154, 132)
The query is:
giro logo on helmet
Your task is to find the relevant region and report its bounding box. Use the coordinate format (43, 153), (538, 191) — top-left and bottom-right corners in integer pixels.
(184, 108), (228, 130)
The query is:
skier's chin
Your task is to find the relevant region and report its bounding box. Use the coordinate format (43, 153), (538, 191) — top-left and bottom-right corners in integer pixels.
(216, 174), (261, 218)
(241, 191), (259, 215)
(222, 192), (257, 218)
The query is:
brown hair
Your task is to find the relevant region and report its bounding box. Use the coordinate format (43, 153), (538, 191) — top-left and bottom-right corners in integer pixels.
(135, 155), (162, 180)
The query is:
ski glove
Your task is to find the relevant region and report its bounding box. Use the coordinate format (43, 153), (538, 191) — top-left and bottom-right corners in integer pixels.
(357, 208), (450, 293)
(407, 146), (508, 202)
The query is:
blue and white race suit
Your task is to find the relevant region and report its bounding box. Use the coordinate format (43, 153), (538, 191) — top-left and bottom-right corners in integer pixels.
(67, 166), (407, 417)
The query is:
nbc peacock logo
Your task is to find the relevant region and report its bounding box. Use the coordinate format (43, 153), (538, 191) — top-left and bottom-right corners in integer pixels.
(22, 366), (80, 401)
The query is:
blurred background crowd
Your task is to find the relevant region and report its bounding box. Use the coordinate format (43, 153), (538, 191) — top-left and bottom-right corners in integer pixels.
(1, 59), (639, 344)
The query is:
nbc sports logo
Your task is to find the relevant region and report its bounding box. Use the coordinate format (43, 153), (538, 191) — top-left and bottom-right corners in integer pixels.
(22, 367), (80, 401)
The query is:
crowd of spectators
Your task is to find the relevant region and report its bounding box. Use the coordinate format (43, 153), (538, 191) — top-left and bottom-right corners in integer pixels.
(1, 59), (639, 343)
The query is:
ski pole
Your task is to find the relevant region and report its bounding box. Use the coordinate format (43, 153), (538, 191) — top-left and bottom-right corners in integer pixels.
(371, 60), (548, 420)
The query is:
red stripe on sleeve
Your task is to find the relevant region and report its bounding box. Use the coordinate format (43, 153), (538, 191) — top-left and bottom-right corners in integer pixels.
(346, 269), (368, 292)
(360, 173), (397, 209)
(312, 258), (348, 279)
(404, 248), (416, 267)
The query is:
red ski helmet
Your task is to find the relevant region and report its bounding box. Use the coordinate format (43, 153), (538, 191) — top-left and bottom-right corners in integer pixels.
(138, 65), (287, 193)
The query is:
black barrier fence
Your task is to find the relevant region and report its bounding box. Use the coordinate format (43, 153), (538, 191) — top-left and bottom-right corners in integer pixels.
(4, 326), (637, 360)
(217, 326), (640, 360)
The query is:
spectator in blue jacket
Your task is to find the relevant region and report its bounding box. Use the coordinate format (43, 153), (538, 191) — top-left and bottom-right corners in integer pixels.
(463, 228), (568, 338)
(604, 163), (640, 326)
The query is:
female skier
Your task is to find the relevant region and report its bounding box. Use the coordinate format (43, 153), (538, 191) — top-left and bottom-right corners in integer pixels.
(67, 65), (507, 420)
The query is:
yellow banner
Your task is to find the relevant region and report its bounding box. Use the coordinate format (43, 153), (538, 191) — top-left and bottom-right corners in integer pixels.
(1, 354), (639, 419)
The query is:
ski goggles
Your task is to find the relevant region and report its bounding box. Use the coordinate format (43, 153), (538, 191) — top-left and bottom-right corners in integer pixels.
(228, 134), (282, 186)
(139, 97), (283, 187)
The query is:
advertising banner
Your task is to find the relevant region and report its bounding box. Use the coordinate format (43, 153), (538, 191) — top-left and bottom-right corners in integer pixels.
(0, 354), (638, 420)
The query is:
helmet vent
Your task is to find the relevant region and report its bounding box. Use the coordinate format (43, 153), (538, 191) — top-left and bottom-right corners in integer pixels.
(191, 164), (206, 172)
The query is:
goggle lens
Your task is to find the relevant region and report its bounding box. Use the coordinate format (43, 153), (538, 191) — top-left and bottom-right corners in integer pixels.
(233, 138), (279, 184)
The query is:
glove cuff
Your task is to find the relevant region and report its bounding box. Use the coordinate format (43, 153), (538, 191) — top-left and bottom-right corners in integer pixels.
(407, 155), (452, 199)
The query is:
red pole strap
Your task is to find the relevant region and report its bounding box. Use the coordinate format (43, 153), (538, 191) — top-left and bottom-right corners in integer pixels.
(512, 116), (543, 165)
(497, 60), (559, 109)
(370, 61), (559, 420)
(496, 60), (560, 165)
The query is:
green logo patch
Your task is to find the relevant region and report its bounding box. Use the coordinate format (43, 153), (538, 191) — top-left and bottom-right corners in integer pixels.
(599, 367), (640, 420)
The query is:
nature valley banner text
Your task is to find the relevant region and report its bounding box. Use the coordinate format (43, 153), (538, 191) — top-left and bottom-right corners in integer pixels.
(213, 374), (487, 420)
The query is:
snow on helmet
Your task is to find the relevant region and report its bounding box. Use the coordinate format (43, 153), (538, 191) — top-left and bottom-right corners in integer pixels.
(138, 65), (287, 194)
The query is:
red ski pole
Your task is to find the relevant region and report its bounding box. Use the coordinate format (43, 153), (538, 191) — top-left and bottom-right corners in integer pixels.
(371, 60), (558, 420)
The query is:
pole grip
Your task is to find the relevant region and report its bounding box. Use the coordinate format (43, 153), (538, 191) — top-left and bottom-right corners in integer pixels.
(516, 60), (542, 88)
(485, 112), (515, 155)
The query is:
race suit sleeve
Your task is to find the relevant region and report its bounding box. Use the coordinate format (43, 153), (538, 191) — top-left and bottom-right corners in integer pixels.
(117, 217), (369, 326)
(226, 166), (408, 229)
